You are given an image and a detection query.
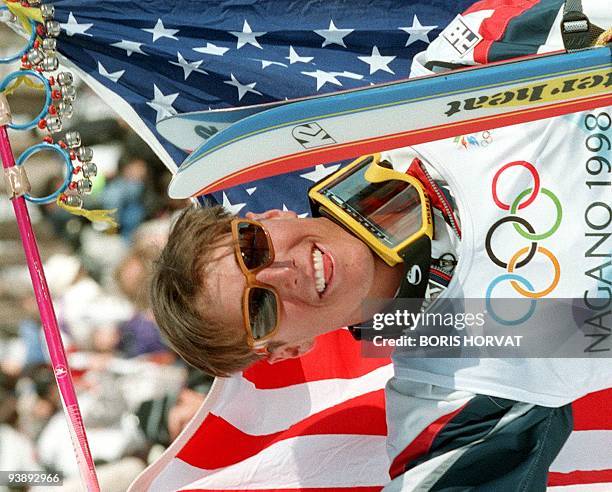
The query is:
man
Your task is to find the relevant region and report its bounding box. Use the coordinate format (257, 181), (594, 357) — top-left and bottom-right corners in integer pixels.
(152, 115), (610, 491)
(151, 3), (611, 490)
(150, 201), (403, 375)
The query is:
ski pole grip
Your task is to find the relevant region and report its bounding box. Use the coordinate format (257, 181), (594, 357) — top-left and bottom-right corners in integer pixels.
(0, 94), (30, 199)
(4, 166), (31, 199)
(0, 93), (10, 126)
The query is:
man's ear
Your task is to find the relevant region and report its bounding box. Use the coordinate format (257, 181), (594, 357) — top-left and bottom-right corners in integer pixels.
(246, 209), (298, 221)
(266, 339), (315, 364)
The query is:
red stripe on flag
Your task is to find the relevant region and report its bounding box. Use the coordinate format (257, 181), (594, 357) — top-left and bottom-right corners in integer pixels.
(182, 488), (383, 492)
(177, 389), (387, 469)
(463, 0), (535, 14)
(548, 470), (612, 487)
(463, 0), (500, 15)
(572, 388), (612, 431)
(244, 329), (390, 389)
(388, 404), (467, 480)
(464, 0), (541, 64)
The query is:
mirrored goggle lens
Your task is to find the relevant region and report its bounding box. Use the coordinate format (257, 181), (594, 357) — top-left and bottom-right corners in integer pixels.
(237, 222), (272, 270)
(361, 180), (424, 247)
(248, 287), (278, 340)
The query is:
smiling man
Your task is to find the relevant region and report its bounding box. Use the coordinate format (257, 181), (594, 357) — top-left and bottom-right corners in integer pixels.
(150, 127), (611, 491)
(203, 208), (403, 354)
(150, 202), (405, 374)
(150, 1), (612, 488)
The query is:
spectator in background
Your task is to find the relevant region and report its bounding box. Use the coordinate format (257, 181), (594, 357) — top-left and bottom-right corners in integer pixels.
(43, 253), (132, 351)
(115, 244), (169, 359)
(167, 387), (205, 441)
(0, 370), (41, 484)
(0, 371), (19, 431)
(17, 293), (47, 369)
(39, 174), (85, 250)
(137, 367), (213, 448)
(102, 154), (158, 241)
(17, 364), (61, 441)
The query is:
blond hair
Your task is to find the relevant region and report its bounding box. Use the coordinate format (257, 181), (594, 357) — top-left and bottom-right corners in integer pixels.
(150, 206), (261, 376)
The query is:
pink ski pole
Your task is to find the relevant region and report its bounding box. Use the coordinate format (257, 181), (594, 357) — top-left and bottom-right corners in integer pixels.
(0, 93), (100, 491)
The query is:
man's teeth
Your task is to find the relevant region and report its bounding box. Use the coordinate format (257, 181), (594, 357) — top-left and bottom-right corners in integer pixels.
(312, 248), (326, 294)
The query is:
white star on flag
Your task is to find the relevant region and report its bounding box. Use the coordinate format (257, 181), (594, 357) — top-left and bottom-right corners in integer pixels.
(245, 187), (257, 195)
(230, 20), (266, 49)
(142, 18), (179, 42)
(400, 15), (437, 46)
(257, 59), (288, 69)
(97, 62), (125, 83)
(170, 52), (207, 80)
(314, 20), (354, 48)
(300, 164), (341, 182)
(286, 46), (314, 64)
(224, 73), (262, 101)
(111, 39), (147, 57)
(282, 204), (309, 218)
(358, 46), (396, 74)
(193, 42), (229, 56)
(301, 69), (363, 90)
(146, 84), (179, 122)
(60, 12), (93, 37)
(222, 192), (246, 215)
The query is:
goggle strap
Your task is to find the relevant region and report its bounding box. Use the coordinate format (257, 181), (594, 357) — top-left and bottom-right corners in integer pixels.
(348, 236), (432, 341)
(396, 235), (432, 300)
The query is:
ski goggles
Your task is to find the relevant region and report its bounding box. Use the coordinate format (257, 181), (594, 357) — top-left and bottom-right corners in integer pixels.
(308, 154), (434, 266)
(230, 218), (280, 353)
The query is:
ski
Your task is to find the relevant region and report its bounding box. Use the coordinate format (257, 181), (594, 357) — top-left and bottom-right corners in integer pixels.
(168, 47), (612, 199)
(157, 101), (287, 152)
(157, 74), (434, 152)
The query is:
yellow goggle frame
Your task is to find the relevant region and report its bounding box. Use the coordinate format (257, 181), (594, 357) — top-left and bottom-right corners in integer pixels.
(308, 153), (433, 266)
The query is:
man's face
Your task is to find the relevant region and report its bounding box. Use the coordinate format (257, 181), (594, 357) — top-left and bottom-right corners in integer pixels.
(203, 209), (401, 357)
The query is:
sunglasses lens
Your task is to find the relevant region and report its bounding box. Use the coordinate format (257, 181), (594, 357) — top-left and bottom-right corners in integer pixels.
(237, 222), (272, 270)
(248, 288), (278, 340)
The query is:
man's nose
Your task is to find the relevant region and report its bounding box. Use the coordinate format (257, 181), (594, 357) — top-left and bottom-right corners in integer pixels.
(255, 261), (298, 290)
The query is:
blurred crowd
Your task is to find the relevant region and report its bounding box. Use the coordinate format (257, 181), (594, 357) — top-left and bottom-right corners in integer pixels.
(0, 79), (213, 491)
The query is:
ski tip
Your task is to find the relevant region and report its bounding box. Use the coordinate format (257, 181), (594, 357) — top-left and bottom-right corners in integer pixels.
(156, 116), (197, 153)
(168, 172), (194, 199)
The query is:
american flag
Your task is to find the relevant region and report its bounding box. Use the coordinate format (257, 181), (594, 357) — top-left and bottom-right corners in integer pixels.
(52, 0), (473, 213)
(126, 330), (612, 491)
(49, 1), (612, 490)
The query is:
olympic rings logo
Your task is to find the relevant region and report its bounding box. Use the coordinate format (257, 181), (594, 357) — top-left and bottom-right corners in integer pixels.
(485, 161), (563, 325)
